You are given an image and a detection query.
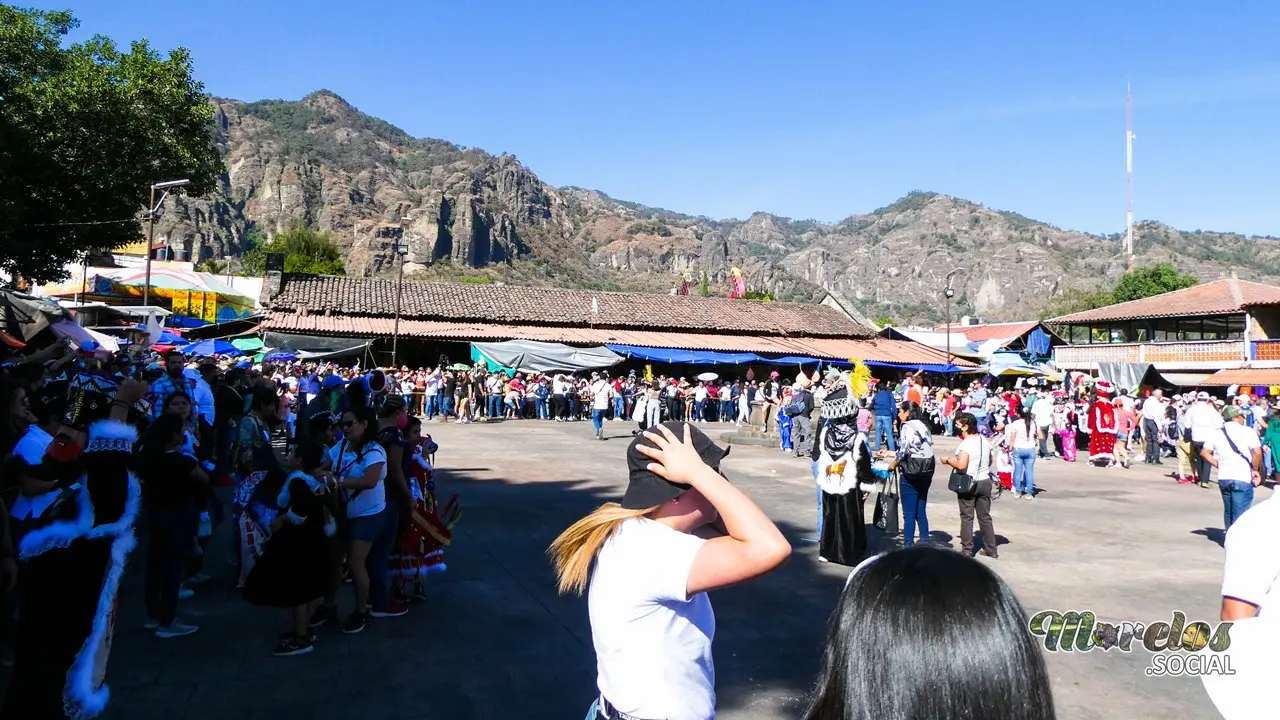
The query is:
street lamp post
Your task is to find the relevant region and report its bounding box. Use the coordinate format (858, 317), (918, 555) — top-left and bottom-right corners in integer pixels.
(944, 268), (965, 384)
(143, 179), (190, 308)
(391, 217), (411, 366)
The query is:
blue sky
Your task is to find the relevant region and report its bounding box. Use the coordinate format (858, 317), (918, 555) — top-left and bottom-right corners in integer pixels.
(36, 1), (1280, 235)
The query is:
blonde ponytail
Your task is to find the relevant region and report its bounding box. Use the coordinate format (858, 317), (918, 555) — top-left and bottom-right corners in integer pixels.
(548, 502), (658, 596)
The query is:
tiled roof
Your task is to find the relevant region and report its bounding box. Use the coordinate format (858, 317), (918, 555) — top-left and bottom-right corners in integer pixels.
(931, 321), (1041, 343)
(262, 312), (973, 367)
(1200, 368), (1280, 388)
(1048, 279), (1280, 324)
(266, 274), (874, 338)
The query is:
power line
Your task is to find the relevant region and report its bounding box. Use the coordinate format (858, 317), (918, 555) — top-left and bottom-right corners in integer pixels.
(22, 217), (143, 228)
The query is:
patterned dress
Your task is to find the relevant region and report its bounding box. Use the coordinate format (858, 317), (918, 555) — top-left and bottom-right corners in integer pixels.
(389, 446), (460, 598)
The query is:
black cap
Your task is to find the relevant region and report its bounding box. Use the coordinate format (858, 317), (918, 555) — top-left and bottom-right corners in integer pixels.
(621, 421), (729, 510)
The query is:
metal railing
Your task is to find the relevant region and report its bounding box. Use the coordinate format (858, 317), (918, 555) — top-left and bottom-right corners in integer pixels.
(1252, 339), (1280, 361)
(1054, 339), (1247, 366)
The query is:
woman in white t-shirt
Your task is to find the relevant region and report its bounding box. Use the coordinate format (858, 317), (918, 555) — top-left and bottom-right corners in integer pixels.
(549, 421), (791, 720)
(941, 412), (999, 559)
(323, 406), (388, 634)
(1005, 406), (1040, 499)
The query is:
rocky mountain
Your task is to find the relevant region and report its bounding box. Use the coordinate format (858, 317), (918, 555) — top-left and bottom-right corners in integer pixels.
(157, 90), (1280, 323)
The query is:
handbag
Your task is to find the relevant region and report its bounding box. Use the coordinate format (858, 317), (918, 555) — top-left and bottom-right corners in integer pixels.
(873, 470), (900, 534)
(948, 437), (987, 496)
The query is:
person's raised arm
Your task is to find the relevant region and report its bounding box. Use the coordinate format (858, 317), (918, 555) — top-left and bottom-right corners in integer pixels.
(637, 424), (790, 596)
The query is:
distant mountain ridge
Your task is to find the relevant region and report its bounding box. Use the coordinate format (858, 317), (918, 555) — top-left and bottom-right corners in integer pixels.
(155, 89), (1280, 323)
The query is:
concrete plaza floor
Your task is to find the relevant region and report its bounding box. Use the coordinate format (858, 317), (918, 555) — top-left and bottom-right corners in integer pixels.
(100, 418), (1241, 719)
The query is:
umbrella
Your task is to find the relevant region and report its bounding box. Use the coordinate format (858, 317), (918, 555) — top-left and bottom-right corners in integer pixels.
(696, 372), (719, 381)
(231, 337), (265, 352)
(185, 339), (243, 357)
(264, 352), (298, 363)
(447, 363), (472, 371)
(133, 324), (188, 346)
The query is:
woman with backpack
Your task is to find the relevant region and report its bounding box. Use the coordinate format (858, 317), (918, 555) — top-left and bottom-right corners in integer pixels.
(886, 401), (936, 547)
(942, 412), (999, 559)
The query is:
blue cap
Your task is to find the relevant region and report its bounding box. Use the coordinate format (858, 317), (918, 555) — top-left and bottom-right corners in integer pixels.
(322, 374), (347, 390)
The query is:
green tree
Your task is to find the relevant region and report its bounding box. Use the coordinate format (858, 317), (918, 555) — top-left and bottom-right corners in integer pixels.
(0, 6), (223, 282)
(1111, 263), (1199, 304)
(1039, 288), (1115, 320)
(698, 272), (709, 297)
(872, 315), (896, 328)
(742, 290), (775, 302)
(196, 258), (229, 274)
(241, 223), (346, 276)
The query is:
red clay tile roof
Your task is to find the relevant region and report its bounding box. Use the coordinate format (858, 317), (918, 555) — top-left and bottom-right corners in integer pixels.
(1200, 368), (1280, 387)
(266, 274), (875, 338)
(930, 321), (1041, 343)
(1048, 279), (1280, 324)
(261, 312), (973, 366)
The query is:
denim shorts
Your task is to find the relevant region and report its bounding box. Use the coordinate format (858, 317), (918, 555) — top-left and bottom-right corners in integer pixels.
(346, 509), (386, 543)
(1117, 432), (1129, 442)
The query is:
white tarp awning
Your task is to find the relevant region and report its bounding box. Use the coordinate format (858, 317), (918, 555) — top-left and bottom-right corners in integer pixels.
(472, 340), (623, 373)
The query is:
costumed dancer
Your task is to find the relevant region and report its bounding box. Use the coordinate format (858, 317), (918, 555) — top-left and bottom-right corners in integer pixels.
(815, 371), (873, 567)
(391, 422), (460, 600)
(2, 377), (148, 720)
(992, 422), (1014, 492)
(1088, 381), (1118, 467)
(1051, 395), (1077, 462)
(243, 441), (336, 657)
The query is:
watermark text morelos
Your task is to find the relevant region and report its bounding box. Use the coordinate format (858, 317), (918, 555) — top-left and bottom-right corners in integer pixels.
(1028, 610), (1236, 677)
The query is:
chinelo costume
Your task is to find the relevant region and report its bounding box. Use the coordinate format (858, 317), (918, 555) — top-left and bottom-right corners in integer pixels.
(2, 373), (146, 719)
(1088, 380), (1118, 467)
(815, 368), (874, 567)
(390, 439), (460, 598)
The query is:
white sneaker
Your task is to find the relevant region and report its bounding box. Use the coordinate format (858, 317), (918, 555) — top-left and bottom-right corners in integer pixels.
(1023, 493), (1034, 500)
(1010, 492), (1022, 499)
(178, 587), (195, 600)
(155, 621), (199, 638)
(143, 620), (160, 630)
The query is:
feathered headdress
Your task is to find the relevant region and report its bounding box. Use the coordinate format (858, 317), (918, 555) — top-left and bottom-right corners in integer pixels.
(847, 360), (872, 399)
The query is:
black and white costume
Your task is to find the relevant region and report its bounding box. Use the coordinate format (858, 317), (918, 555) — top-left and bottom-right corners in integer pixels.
(815, 386), (873, 567)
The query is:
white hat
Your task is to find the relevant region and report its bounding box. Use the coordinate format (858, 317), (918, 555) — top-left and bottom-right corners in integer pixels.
(1197, 391), (1211, 401)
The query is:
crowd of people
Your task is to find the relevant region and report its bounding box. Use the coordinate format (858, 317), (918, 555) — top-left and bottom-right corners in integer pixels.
(0, 341), (462, 717)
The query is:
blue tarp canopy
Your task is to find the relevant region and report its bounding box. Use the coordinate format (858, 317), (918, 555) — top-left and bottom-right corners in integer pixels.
(185, 339), (243, 357)
(606, 345), (760, 365)
(168, 315), (210, 329)
(866, 361), (970, 373)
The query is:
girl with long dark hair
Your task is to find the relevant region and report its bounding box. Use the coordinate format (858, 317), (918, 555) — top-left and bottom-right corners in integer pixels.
(324, 406), (388, 634)
(805, 545), (1056, 719)
(887, 401), (935, 546)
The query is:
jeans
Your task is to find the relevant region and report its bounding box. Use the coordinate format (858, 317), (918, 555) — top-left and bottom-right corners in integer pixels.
(441, 394), (454, 418)
(720, 400), (732, 421)
(794, 415), (813, 456)
(1192, 441), (1211, 484)
(1012, 448), (1037, 495)
(900, 472), (931, 545)
(145, 502), (198, 626)
(695, 399), (706, 421)
(613, 396), (624, 419)
(872, 415), (897, 452)
(1220, 479), (1255, 530)
(537, 398), (549, 419)
(592, 409), (606, 436)
(487, 395), (502, 418)
(1143, 419), (1160, 463)
(646, 401), (662, 428)
(811, 460), (822, 537)
(1038, 425), (1051, 457)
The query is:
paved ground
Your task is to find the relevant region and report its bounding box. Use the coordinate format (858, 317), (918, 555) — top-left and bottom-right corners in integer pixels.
(98, 418), (1244, 719)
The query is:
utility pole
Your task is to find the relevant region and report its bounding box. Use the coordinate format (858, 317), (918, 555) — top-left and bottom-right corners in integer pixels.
(391, 217), (411, 366)
(944, 268), (964, 386)
(143, 179), (190, 308)
(1125, 82), (1135, 273)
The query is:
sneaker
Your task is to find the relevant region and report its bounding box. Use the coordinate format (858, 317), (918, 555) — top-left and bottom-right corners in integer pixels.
(1010, 491), (1022, 499)
(411, 586), (429, 602)
(143, 619), (160, 630)
(817, 556), (829, 563)
(278, 630), (318, 642)
(185, 572), (213, 586)
(178, 587), (195, 600)
(309, 604), (338, 628)
(391, 591), (413, 606)
(341, 611), (368, 634)
(273, 634), (315, 657)
(155, 621), (199, 638)
(979, 548), (999, 559)
(370, 602), (409, 618)
(1022, 493), (1034, 500)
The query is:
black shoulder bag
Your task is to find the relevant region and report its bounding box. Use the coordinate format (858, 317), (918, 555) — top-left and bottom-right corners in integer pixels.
(948, 438), (986, 496)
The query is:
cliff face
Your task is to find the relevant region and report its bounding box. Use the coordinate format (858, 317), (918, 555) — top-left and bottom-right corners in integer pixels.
(155, 90), (1280, 323)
